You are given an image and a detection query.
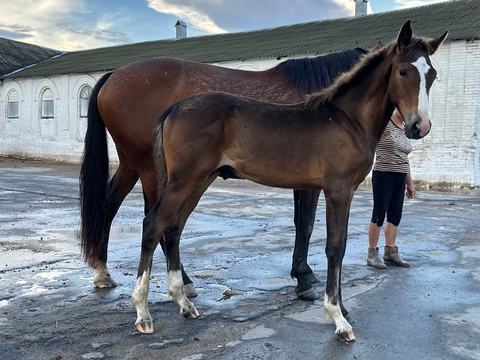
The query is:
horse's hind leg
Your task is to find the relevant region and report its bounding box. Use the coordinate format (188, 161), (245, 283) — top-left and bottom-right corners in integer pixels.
(156, 239), (197, 298)
(291, 189), (321, 301)
(132, 209), (158, 334)
(142, 171), (197, 298)
(161, 175), (216, 318)
(324, 189), (355, 342)
(93, 157), (139, 288)
(132, 175), (215, 333)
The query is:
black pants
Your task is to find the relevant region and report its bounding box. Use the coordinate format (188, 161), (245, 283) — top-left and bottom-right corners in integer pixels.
(370, 170), (407, 227)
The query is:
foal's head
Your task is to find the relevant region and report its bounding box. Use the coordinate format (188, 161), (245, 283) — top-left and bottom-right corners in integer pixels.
(388, 21), (448, 139)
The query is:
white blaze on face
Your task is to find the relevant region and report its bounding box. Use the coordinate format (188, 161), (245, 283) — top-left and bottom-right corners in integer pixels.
(411, 56), (431, 125)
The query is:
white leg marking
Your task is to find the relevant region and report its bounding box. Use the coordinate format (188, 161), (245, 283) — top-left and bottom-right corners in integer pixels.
(132, 270), (153, 333)
(93, 262), (117, 288)
(168, 270), (199, 318)
(324, 294), (355, 342)
(412, 56), (431, 135)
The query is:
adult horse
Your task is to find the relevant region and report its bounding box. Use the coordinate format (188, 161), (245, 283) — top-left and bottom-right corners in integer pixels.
(80, 47), (367, 300)
(133, 21), (447, 341)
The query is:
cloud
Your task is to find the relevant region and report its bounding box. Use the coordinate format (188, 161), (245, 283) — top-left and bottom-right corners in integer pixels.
(394, 0), (449, 9)
(147, 0), (353, 34)
(147, 0), (227, 34)
(0, 0), (129, 50)
(333, 0), (355, 14)
(147, 0), (355, 34)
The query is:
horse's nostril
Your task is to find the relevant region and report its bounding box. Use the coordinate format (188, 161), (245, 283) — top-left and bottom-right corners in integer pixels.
(406, 123), (421, 139)
(414, 123), (421, 135)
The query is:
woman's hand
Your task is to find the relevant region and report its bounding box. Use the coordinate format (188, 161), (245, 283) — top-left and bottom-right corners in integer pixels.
(406, 182), (416, 199)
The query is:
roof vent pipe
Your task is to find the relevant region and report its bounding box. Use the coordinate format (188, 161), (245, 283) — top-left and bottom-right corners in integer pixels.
(354, 0), (368, 17)
(175, 20), (187, 39)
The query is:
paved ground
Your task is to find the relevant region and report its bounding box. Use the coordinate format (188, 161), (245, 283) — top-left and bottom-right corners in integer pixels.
(0, 158), (479, 360)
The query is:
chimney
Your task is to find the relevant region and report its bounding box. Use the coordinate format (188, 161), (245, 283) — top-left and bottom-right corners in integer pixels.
(175, 20), (187, 39)
(354, 0), (368, 17)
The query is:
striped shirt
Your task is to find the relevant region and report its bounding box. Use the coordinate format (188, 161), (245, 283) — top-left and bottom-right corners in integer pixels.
(373, 120), (412, 174)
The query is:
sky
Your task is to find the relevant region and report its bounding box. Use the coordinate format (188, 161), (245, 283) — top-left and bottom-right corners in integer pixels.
(0, 0), (450, 51)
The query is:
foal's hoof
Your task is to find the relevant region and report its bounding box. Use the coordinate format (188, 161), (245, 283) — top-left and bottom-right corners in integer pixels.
(296, 287), (320, 301)
(93, 274), (117, 289)
(184, 283), (198, 298)
(180, 300), (199, 319)
(304, 271), (320, 285)
(135, 318), (154, 334)
(336, 328), (355, 343)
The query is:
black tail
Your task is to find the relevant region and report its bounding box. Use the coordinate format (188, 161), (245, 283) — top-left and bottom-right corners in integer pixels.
(79, 71), (113, 266)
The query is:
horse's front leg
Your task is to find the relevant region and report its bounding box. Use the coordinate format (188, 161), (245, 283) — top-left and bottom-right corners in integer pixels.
(324, 189), (355, 342)
(291, 189), (321, 300)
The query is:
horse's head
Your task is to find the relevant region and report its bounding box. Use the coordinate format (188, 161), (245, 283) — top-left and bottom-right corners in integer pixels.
(388, 20), (448, 139)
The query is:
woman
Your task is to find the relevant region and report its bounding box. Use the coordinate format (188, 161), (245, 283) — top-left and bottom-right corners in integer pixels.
(367, 108), (416, 269)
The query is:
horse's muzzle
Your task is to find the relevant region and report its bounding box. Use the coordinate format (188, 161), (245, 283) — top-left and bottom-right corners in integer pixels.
(405, 118), (431, 139)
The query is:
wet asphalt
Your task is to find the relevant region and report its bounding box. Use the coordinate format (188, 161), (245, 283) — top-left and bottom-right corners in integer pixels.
(0, 158), (479, 360)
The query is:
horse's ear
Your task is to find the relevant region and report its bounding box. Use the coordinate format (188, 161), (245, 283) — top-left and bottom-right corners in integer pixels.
(397, 20), (412, 51)
(428, 31), (448, 54)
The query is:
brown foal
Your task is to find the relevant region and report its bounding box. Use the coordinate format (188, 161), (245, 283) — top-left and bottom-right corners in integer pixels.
(132, 21), (447, 342)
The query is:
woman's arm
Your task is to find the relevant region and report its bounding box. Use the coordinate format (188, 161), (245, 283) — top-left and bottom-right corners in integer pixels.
(406, 168), (416, 199)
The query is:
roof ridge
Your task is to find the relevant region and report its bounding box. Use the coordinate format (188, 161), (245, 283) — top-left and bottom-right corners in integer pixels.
(0, 36), (59, 54)
(55, 0), (469, 55)
(3, 0), (477, 79)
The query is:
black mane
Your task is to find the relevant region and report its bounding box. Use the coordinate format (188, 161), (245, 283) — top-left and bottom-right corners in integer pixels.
(275, 48), (367, 94)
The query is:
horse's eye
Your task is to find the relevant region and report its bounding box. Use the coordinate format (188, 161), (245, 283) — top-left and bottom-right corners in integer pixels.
(399, 69), (407, 76)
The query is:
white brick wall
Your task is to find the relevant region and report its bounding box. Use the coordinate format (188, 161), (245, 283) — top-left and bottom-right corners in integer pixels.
(0, 74), (118, 163)
(409, 40), (480, 187)
(1, 40), (479, 187)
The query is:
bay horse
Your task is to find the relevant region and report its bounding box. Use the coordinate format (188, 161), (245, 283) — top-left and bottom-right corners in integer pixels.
(133, 21), (447, 341)
(80, 46), (367, 300)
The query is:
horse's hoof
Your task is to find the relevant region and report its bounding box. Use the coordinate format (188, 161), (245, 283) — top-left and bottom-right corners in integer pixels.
(93, 274), (117, 289)
(184, 283), (198, 298)
(180, 300), (199, 319)
(135, 318), (154, 334)
(296, 287), (320, 301)
(336, 328), (355, 343)
(304, 271), (320, 285)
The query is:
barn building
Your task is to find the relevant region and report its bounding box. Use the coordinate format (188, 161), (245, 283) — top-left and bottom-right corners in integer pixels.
(0, 0), (479, 187)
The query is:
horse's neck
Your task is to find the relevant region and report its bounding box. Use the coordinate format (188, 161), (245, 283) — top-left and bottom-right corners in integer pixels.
(332, 56), (395, 148)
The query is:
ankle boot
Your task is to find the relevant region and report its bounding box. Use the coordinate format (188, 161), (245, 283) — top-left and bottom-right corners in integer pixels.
(367, 247), (387, 269)
(384, 246), (410, 267)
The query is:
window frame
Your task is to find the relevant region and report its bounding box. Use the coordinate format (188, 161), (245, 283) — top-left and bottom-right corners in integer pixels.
(40, 88), (55, 119)
(79, 85), (92, 118)
(6, 90), (20, 119)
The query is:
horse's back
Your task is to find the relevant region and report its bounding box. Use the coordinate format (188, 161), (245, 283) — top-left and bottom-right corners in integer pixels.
(160, 91), (368, 189)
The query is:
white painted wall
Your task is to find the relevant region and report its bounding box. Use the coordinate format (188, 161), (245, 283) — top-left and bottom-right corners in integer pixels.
(1, 40), (479, 186)
(408, 40), (480, 187)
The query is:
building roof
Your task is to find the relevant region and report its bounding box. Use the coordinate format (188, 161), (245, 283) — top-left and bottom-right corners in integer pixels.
(0, 37), (60, 77)
(3, 0), (479, 79)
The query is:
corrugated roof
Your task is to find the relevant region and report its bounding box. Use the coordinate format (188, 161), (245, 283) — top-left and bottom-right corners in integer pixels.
(3, 0), (479, 79)
(0, 38), (60, 76)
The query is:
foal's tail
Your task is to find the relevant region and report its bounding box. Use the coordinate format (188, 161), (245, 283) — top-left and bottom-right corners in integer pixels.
(79, 71), (113, 266)
(153, 106), (175, 194)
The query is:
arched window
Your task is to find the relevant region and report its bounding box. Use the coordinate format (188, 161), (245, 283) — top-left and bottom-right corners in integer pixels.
(41, 88), (54, 119)
(7, 90), (20, 119)
(79, 85), (91, 118)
